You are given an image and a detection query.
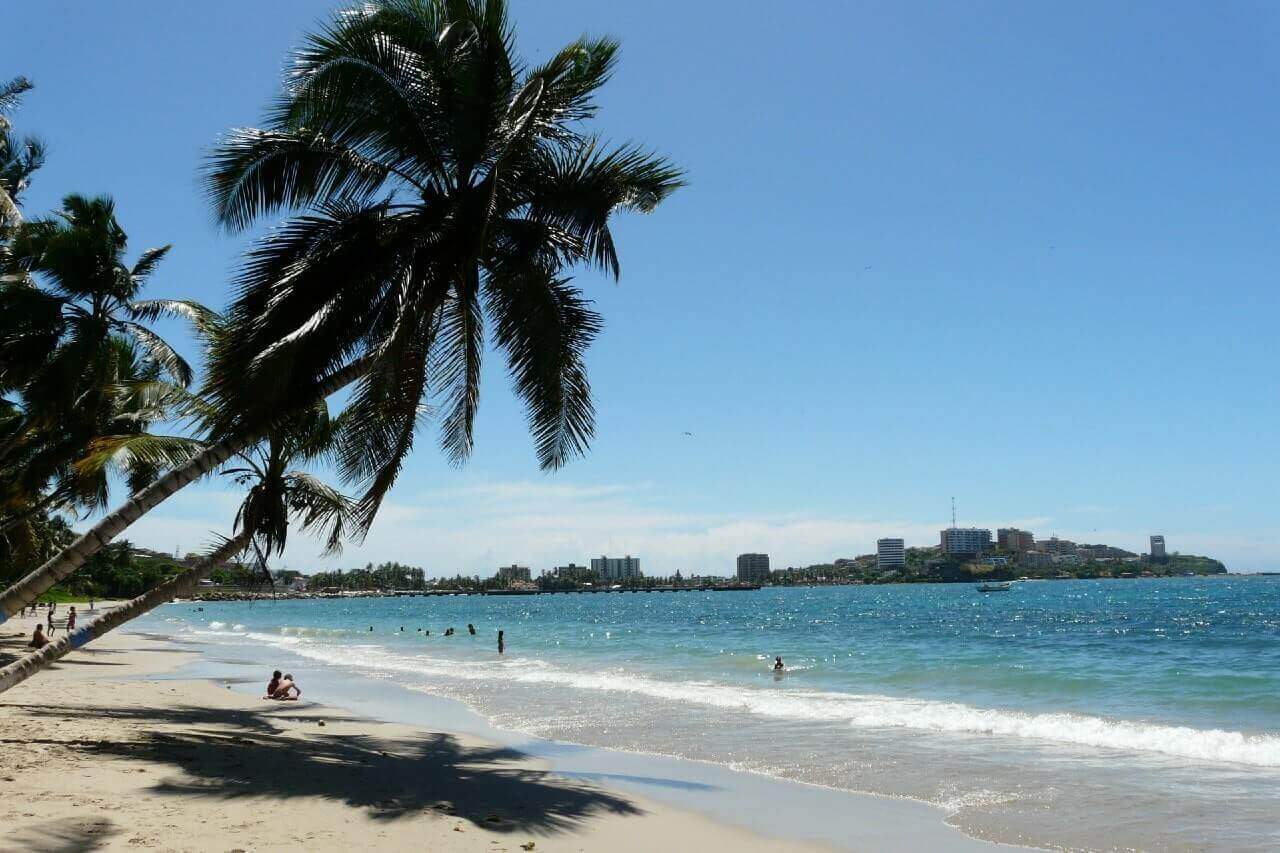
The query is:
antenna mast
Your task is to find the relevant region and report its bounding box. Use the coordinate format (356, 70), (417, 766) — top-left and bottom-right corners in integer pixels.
(951, 497), (956, 529)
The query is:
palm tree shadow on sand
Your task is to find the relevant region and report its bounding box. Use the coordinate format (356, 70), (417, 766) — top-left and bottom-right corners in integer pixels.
(16, 702), (644, 836)
(0, 817), (120, 853)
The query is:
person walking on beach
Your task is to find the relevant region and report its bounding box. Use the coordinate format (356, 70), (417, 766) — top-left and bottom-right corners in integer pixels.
(498, 630), (505, 655)
(66, 606), (76, 632)
(46, 607), (54, 636)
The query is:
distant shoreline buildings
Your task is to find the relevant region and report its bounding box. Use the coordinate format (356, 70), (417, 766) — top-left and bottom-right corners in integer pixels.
(876, 538), (905, 572)
(736, 553), (771, 584)
(591, 554), (642, 581)
(474, 529), (1177, 590)
(941, 527), (992, 556)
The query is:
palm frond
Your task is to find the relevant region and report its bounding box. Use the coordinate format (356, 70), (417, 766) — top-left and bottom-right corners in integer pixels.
(284, 470), (357, 555)
(128, 298), (220, 337)
(515, 139), (684, 278)
(117, 321), (193, 387)
(205, 129), (395, 232)
(0, 77), (33, 117)
(434, 274), (484, 465)
(484, 264), (600, 469)
(127, 246), (172, 283)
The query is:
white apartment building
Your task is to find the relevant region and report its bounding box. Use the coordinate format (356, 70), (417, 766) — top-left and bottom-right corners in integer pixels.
(941, 527), (992, 556)
(591, 555), (642, 581)
(876, 538), (906, 571)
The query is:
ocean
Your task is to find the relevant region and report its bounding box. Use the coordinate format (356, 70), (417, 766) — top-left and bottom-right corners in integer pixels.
(136, 576), (1280, 851)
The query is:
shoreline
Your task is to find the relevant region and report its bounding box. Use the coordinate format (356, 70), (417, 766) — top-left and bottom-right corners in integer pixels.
(183, 570), (1237, 602)
(153, 627), (1026, 852)
(0, 607), (1020, 852)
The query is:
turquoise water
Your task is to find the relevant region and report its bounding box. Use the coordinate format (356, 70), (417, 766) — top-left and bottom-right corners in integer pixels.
(140, 576), (1280, 850)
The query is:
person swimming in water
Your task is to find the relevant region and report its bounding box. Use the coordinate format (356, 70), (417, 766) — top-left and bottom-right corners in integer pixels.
(467, 623), (476, 635)
(773, 656), (784, 671)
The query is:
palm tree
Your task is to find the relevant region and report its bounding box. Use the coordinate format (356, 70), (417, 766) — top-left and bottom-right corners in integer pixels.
(0, 0), (681, 621)
(1, 336), (202, 523)
(0, 196), (206, 584)
(0, 198), (211, 616)
(1, 194), (204, 399)
(0, 75), (44, 227)
(0, 404), (354, 695)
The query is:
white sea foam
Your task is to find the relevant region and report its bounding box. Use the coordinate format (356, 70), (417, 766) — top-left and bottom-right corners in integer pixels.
(186, 628), (1280, 769)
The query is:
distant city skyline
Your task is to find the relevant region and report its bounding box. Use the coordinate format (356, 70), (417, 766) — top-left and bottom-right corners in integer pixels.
(115, 478), (1240, 576)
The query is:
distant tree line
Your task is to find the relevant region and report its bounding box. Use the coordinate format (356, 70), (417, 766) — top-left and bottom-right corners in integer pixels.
(308, 561), (427, 591)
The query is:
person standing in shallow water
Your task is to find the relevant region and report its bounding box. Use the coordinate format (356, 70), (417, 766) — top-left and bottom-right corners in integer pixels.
(498, 630), (505, 654)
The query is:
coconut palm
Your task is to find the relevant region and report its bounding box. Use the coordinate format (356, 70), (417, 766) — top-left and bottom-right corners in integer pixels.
(0, 198), (211, 616)
(0, 403), (354, 695)
(0, 196), (206, 581)
(0, 75), (44, 227)
(0, 336), (203, 523)
(0, 194), (205, 407)
(0, 0), (681, 621)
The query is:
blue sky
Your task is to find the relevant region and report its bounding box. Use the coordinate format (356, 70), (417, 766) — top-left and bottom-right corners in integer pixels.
(8, 1), (1278, 573)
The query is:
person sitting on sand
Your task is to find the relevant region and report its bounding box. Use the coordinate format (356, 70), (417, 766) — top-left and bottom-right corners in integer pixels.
(28, 624), (49, 649)
(265, 670), (282, 699)
(272, 673), (301, 700)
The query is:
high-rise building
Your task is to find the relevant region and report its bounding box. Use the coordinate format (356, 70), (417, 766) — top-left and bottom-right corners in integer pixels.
(941, 528), (992, 556)
(876, 538), (905, 571)
(591, 555), (642, 581)
(1150, 535), (1167, 560)
(736, 553), (771, 584)
(553, 563), (590, 581)
(1037, 536), (1077, 556)
(495, 564), (531, 583)
(997, 528), (1035, 552)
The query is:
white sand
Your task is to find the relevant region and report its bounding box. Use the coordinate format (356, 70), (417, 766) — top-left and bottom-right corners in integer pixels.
(0, 607), (826, 852)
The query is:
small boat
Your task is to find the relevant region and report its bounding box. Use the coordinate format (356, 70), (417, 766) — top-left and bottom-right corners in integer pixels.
(976, 581), (1014, 592)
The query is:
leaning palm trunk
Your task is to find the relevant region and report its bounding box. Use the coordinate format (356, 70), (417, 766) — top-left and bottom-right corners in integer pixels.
(0, 527), (252, 695)
(0, 358), (369, 622)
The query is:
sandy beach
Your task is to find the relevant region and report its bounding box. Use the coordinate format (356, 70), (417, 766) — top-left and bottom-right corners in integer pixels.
(0, 607), (824, 853)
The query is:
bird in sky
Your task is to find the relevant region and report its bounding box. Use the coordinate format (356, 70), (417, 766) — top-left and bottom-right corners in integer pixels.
(682, 431), (694, 436)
